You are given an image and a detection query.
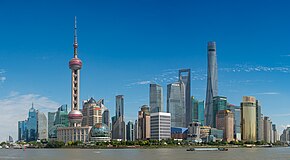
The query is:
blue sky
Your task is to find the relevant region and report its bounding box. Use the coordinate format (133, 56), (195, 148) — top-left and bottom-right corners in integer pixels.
(0, 0), (290, 141)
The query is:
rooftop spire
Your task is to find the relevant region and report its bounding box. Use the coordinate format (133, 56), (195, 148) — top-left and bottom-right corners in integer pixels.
(73, 16), (78, 57)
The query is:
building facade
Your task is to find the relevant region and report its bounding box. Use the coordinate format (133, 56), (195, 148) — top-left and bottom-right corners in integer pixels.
(57, 126), (91, 143)
(212, 96), (227, 128)
(126, 121), (134, 141)
(167, 82), (186, 127)
(263, 116), (271, 143)
(216, 110), (234, 142)
(112, 95), (126, 140)
(241, 96), (257, 142)
(150, 112), (171, 140)
(191, 97), (205, 126)
(138, 105), (151, 140)
(82, 98), (103, 127)
(205, 41), (218, 127)
(18, 120), (27, 141)
(150, 84), (163, 113)
(256, 100), (263, 141)
(179, 69), (191, 127)
(187, 122), (201, 142)
(37, 111), (48, 140)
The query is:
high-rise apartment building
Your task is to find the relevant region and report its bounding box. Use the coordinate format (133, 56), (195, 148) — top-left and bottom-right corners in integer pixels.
(205, 41), (218, 127)
(241, 96), (257, 142)
(150, 84), (163, 113)
(167, 82), (186, 127)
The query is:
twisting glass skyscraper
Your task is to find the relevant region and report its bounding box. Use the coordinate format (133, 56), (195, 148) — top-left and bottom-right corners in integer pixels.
(205, 41), (218, 127)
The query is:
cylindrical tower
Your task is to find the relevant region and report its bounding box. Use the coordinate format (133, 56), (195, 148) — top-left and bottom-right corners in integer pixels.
(68, 17), (83, 127)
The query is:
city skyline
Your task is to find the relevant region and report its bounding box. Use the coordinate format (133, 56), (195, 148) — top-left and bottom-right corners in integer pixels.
(1, 0), (290, 141)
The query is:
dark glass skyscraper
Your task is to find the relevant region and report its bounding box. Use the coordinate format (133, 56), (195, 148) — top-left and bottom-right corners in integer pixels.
(179, 69), (191, 126)
(205, 41), (218, 127)
(167, 82), (186, 127)
(150, 84), (163, 113)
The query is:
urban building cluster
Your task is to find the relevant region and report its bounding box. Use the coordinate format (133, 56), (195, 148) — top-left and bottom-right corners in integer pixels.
(17, 18), (280, 144)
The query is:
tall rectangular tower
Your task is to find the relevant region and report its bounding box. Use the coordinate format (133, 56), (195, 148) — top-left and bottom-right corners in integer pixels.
(150, 84), (163, 113)
(205, 42), (218, 127)
(167, 82), (186, 127)
(179, 69), (191, 126)
(241, 96), (257, 142)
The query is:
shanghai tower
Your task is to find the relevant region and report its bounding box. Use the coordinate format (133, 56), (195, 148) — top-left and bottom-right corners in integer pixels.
(205, 41), (218, 127)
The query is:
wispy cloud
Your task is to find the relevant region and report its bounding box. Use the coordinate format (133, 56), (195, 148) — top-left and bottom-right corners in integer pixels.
(127, 69), (206, 87)
(0, 69), (6, 83)
(126, 80), (151, 87)
(220, 64), (290, 73)
(0, 92), (60, 142)
(256, 92), (280, 95)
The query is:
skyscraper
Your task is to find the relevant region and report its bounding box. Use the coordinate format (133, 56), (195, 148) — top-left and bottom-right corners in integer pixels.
(191, 96), (205, 126)
(150, 84), (163, 113)
(37, 111), (48, 140)
(227, 104), (241, 141)
(126, 121), (134, 141)
(205, 41), (218, 127)
(48, 105), (69, 140)
(138, 105), (151, 140)
(26, 104), (38, 142)
(263, 116), (271, 143)
(241, 96), (257, 142)
(212, 96), (227, 128)
(82, 98), (103, 127)
(256, 100), (263, 141)
(216, 110), (234, 142)
(179, 69), (191, 126)
(18, 120), (27, 141)
(167, 82), (186, 127)
(112, 95), (126, 140)
(102, 109), (110, 129)
(68, 16), (83, 127)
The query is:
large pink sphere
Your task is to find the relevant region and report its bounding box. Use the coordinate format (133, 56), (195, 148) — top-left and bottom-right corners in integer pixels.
(68, 110), (83, 124)
(69, 58), (82, 70)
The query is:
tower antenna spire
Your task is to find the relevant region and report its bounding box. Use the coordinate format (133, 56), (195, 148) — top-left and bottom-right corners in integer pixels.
(74, 16), (78, 57)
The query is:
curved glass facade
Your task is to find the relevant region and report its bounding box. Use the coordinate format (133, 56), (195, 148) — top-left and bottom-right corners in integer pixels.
(241, 96), (257, 142)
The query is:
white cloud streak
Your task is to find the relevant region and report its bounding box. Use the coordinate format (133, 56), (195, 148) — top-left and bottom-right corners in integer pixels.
(220, 64), (290, 73)
(0, 69), (6, 83)
(256, 92), (280, 95)
(0, 92), (60, 142)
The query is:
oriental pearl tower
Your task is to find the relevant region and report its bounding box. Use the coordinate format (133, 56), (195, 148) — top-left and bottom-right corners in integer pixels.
(68, 17), (83, 127)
